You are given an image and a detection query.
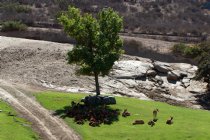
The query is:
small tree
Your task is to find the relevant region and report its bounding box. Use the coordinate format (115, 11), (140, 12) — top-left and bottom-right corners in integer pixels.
(196, 42), (210, 92)
(58, 7), (123, 95)
(196, 54), (210, 92)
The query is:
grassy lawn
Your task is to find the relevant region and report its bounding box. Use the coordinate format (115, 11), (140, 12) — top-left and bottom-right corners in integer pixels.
(35, 91), (210, 140)
(0, 100), (38, 140)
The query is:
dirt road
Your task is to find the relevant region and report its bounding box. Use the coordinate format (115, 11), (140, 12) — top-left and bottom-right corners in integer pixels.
(0, 79), (81, 140)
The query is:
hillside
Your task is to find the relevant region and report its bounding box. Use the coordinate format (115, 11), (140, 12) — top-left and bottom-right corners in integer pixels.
(0, 36), (208, 109)
(0, 0), (210, 37)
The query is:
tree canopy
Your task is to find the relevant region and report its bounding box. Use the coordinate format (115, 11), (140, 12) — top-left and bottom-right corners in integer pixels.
(196, 42), (210, 92)
(58, 6), (123, 95)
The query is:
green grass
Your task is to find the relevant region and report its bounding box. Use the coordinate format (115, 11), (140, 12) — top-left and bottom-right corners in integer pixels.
(35, 91), (210, 140)
(0, 100), (38, 140)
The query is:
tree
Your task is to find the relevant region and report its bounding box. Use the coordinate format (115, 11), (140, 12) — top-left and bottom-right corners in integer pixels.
(196, 55), (210, 92)
(58, 6), (123, 95)
(196, 42), (210, 92)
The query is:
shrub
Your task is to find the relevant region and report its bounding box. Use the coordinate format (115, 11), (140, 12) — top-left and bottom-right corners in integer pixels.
(1, 21), (27, 32)
(196, 53), (210, 91)
(172, 43), (187, 54)
(173, 43), (202, 58)
(183, 45), (202, 58)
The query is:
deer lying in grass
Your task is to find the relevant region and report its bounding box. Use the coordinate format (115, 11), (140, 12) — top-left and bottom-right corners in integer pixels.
(166, 116), (173, 125)
(132, 120), (145, 125)
(122, 109), (131, 117)
(148, 120), (155, 127)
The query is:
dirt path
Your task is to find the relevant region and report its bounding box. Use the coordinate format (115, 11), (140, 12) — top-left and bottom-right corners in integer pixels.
(0, 79), (81, 140)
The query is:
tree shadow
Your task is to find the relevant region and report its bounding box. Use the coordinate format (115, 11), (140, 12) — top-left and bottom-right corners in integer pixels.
(195, 93), (210, 110)
(123, 39), (197, 65)
(53, 102), (120, 127)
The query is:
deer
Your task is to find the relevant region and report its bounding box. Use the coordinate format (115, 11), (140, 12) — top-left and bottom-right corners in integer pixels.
(153, 109), (159, 122)
(166, 116), (173, 125)
(122, 109), (131, 117)
(148, 120), (155, 127)
(132, 120), (145, 125)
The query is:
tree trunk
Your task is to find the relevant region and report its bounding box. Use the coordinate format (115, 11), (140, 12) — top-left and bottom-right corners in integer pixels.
(94, 72), (100, 96)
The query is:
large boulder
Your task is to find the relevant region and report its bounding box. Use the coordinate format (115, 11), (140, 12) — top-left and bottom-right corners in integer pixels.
(81, 95), (116, 106)
(146, 69), (157, 77)
(167, 71), (179, 81)
(167, 70), (187, 81)
(154, 62), (172, 73)
(112, 60), (153, 79)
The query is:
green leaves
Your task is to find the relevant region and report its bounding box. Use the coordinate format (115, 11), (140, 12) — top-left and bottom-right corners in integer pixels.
(194, 41), (210, 91)
(59, 6), (123, 76)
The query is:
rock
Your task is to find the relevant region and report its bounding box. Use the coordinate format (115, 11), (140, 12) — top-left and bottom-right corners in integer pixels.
(155, 75), (164, 85)
(176, 63), (192, 71)
(180, 72), (188, 78)
(183, 82), (190, 88)
(146, 70), (157, 77)
(182, 78), (190, 83)
(167, 70), (187, 81)
(188, 66), (198, 73)
(81, 95), (116, 106)
(188, 88), (204, 94)
(167, 71), (179, 81)
(180, 78), (190, 88)
(103, 96), (116, 105)
(112, 60), (153, 79)
(145, 85), (152, 91)
(154, 62), (172, 73)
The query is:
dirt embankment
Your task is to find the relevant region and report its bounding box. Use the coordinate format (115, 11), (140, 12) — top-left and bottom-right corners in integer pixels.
(0, 35), (184, 89)
(0, 27), (196, 63)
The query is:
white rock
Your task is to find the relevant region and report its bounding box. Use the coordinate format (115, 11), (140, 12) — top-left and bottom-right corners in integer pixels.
(112, 60), (153, 79)
(154, 61), (172, 73)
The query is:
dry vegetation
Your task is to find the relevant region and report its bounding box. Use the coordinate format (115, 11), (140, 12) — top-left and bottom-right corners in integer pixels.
(0, 0), (210, 37)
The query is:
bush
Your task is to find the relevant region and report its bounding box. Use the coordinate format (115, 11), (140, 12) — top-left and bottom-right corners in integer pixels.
(172, 43), (202, 58)
(196, 53), (210, 91)
(183, 45), (202, 58)
(1, 21), (27, 32)
(172, 43), (187, 54)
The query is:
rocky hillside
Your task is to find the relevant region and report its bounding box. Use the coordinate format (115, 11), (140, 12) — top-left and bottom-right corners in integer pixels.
(0, 36), (208, 110)
(0, 0), (210, 37)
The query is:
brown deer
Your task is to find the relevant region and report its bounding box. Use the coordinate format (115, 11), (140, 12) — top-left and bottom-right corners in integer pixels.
(153, 109), (159, 122)
(148, 120), (155, 127)
(166, 116), (173, 125)
(132, 120), (145, 125)
(122, 109), (131, 117)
